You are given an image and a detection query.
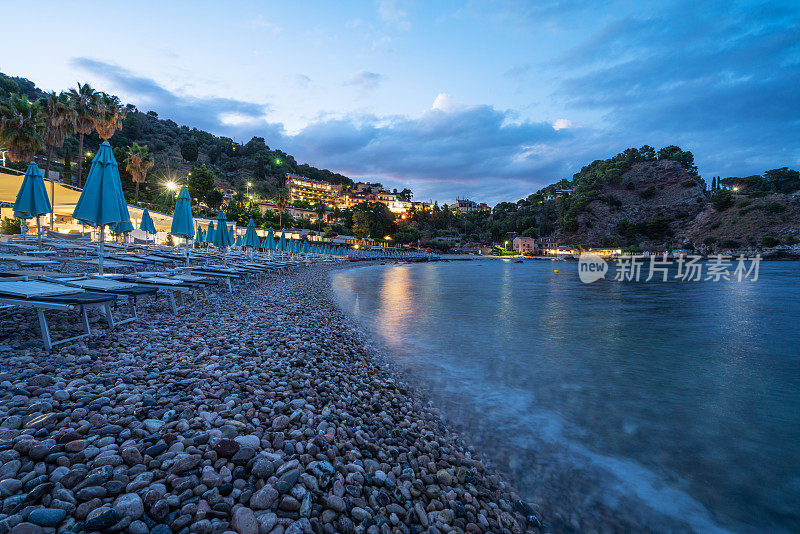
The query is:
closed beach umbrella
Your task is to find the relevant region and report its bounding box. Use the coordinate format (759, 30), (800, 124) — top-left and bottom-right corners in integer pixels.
(170, 186), (194, 264)
(228, 226), (235, 245)
(140, 208), (157, 245)
(243, 218), (260, 249)
(235, 235), (243, 247)
(265, 227), (276, 250)
(72, 141), (129, 274)
(13, 162), (52, 250)
(206, 221), (215, 244)
(277, 230), (287, 252)
(170, 186), (194, 239)
(212, 211), (233, 248)
(195, 225), (205, 244)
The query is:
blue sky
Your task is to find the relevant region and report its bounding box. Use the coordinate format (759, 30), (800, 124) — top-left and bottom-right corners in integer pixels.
(3, 0), (798, 204)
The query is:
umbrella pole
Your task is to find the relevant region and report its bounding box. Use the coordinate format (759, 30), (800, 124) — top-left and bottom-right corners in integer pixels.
(186, 237), (190, 266)
(36, 215), (42, 251)
(98, 226), (105, 276)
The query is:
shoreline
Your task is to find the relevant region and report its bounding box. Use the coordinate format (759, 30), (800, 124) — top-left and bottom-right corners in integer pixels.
(0, 263), (536, 534)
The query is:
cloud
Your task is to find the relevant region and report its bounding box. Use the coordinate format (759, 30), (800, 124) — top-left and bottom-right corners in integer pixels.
(249, 14), (282, 34)
(71, 57), (284, 141)
(552, 119), (576, 130)
(377, 0), (411, 30)
(295, 74), (311, 88)
(285, 99), (574, 202)
(553, 1), (800, 178)
(344, 70), (385, 92)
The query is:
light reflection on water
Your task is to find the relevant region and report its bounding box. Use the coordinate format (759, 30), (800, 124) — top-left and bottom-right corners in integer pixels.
(332, 260), (800, 533)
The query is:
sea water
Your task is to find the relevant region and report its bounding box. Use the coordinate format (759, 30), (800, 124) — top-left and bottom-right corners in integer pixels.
(332, 260), (800, 533)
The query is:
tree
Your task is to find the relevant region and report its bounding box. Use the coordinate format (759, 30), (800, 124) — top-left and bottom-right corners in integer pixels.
(314, 201), (327, 230)
(189, 164), (216, 202)
(657, 145), (697, 175)
(67, 82), (98, 187)
(711, 189), (734, 211)
(125, 143), (154, 203)
(0, 94), (45, 162)
(397, 188), (413, 201)
(180, 140), (198, 163)
(41, 91), (77, 228)
(763, 167), (800, 194)
(352, 202), (396, 238)
(275, 188), (289, 227)
(205, 189), (224, 210)
(93, 93), (126, 140)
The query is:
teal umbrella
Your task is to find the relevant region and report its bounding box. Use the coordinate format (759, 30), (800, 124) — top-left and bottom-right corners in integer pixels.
(196, 225), (205, 244)
(170, 186), (194, 263)
(72, 141), (130, 274)
(212, 211), (233, 247)
(170, 186), (194, 238)
(206, 221), (215, 244)
(13, 162), (52, 250)
(265, 227), (276, 250)
(228, 226), (235, 245)
(277, 230), (287, 252)
(235, 235), (243, 247)
(243, 218), (260, 249)
(140, 208), (157, 245)
(303, 241), (310, 253)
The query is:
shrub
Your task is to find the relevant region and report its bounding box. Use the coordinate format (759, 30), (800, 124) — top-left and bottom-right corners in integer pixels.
(682, 179), (697, 187)
(0, 217), (21, 235)
(761, 236), (780, 247)
(720, 239), (741, 249)
(640, 186), (656, 199)
(625, 181), (635, 190)
(711, 189), (735, 211)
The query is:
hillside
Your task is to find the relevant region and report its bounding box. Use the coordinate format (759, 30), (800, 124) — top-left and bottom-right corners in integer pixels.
(0, 71), (352, 201)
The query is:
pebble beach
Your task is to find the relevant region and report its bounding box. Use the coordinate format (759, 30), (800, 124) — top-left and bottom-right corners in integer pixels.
(0, 263), (536, 534)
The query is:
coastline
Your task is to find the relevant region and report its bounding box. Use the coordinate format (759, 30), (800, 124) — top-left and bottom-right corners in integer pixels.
(0, 263), (535, 534)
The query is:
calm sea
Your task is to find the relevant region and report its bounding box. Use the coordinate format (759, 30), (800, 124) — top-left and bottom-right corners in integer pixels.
(331, 260), (800, 533)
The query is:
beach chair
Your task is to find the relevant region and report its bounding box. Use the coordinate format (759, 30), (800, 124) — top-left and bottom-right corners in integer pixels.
(0, 279), (118, 350)
(42, 275), (158, 325)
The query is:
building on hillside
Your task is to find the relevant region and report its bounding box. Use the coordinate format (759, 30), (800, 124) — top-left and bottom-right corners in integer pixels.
(258, 201), (319, 222)
(447, 198), (489, 214)
(512, 236), (537, 254)
(286, 174), (343, 205)
(544, 188), (574, 201)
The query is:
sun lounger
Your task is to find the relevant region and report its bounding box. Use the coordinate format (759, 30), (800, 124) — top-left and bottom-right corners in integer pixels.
(0, 280), (118, 350)
(45, 276), (158, 325)
(0, 254), (58, 269)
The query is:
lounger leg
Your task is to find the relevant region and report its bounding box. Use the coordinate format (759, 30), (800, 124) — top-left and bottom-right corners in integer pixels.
(81, 306), (91, 335)
(169, 293), (178, 314)
(104, 303), (115, 329)
(36, 309), (52, 351)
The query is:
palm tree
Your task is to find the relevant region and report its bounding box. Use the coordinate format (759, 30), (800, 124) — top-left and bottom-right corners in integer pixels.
(275, 188), (289, 228)
(42, 92), (77, 228)
(125, 143), (154, 204)
(67, 83), (98, 187)
(0, 94), (45, 163)
(93, 93), (126, 141)
(314, 201), (327, 230)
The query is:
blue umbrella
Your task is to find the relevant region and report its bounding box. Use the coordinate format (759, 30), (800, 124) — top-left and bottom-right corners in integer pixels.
(14, 162), (52, 250)
(243, 218), (260, 249)
(170, 186), (194, 263)
(206, 221), (215, 244)
(235, 235), (243, 247)
(170, 186), (194, 238)
(212, 211), (233, 248)
(140, 208), (157, 245)
(265, 227), (276, 250)
(196, 225), (205, 244)
(277, 231), (287, 252)
(228, 226), (235, 245)
(72, 141), (130, 274)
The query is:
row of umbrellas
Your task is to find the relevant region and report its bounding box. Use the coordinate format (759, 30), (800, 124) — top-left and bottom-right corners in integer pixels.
(13, 142), (349, 273)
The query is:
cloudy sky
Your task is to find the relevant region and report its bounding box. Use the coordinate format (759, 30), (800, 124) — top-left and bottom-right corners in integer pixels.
(3, 0), (798, 204)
